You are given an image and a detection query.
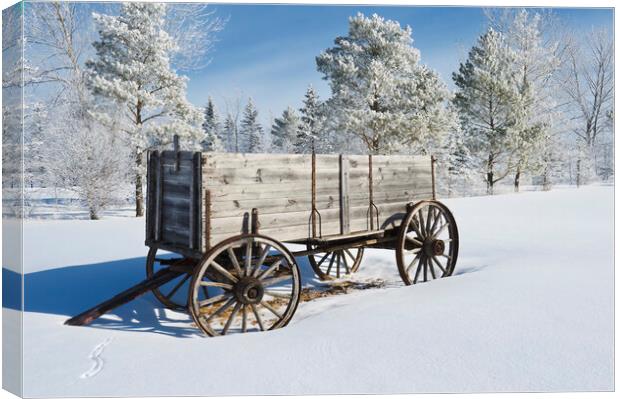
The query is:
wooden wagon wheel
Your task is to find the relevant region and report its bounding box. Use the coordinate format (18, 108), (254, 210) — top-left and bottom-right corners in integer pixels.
(395, 201), (459, 285)
(146, 247), (192, 310)
(188, 234), (301, 337)
(307, 245), (364, 280)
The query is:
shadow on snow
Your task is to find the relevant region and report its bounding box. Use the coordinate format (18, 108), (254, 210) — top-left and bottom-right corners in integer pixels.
(2, 253), (322, 338)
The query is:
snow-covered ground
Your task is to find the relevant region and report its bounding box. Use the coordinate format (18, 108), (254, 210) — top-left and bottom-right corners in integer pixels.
(5, 185), (614, 396)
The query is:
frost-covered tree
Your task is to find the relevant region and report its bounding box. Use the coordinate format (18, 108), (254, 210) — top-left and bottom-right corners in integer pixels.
(453, 28), (517, 195)
(271, 106), (300, 153)
(240, 98), (263, 153)
(202, 97), (224, 151)
(296, 85), (326, 153)
(86, 3), (204, 216)
(436, 125), (477, 196)
(44, 107), (129, 220)
(317, 13), (452, 154)
(494, 10), (561, 191)
(21, 2), (130, 219)
(558, 29), (614, 180)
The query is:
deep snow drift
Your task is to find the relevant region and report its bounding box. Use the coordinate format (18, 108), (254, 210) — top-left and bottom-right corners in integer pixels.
(6, 185), (614, 396)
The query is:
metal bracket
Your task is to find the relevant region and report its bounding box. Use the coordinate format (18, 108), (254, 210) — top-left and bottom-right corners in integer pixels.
(173, 134), (180, 172)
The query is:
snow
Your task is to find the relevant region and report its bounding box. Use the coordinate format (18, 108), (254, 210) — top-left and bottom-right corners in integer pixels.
(7, 185), (613, 396)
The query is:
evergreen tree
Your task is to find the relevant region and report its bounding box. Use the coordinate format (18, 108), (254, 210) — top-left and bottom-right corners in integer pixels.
(271, 106), (300, 153)
(240, 98), (263, 153)
(317, 13), (453, 154)
(296, 85), (325, 153)
(452, 28), (518, 194)
(86, 3), (203, 216)
(202, 97), (224, 151)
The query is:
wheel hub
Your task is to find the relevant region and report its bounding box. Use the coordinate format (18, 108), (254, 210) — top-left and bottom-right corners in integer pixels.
(425, 239), (445, 257)
(233, 277), (264, 305)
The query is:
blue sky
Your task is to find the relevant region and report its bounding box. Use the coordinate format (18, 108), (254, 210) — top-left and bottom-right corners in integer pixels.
(184, 5), (613, 125)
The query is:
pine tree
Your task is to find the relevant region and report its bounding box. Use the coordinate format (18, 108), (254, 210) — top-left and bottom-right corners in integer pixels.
(317, 13), (453, 154)
(202, 97), (224, 151)
(296, 85), (325, 153)
(240, 98), (263, 153)
(453, 28), (518, 195)
(271, 106), (300, 153)
(86, 3), (203, 216)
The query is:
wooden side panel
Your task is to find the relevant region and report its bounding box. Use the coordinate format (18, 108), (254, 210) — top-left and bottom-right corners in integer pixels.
(203, 153), (318, 246)
(372, 155), (433, 229)
(313, 154), (340, 236)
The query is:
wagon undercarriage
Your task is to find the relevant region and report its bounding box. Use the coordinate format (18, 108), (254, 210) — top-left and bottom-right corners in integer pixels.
(66, 144), (459, 336)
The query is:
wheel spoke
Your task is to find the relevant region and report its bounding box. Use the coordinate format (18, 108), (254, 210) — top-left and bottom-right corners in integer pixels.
(406, 253), (421, 275)
(406, 235), (424, 246)
(428, 257), (437, 279)
(250, 304), (265, 331)
(316, 252), (330, 267)
(200, 281), (233, 290)
(164, 273), (190, 300)
(210, 260), (239, 283)
(260, 300), (283, 319)
(227, 248), (243, 276)
(253, 244), (272, 277)
(326, 253), (336, 275)
(418, 209), (426, 237)
(199, 293), (232, 307)
(426, 206), (433, 235)
(241, 305), (247, 333)
(434, 222), (449, 237)
(222, 302), (242, 335)
(258, 259), (282, 280)
(265, 290), (292, 299)
(262, 274), (292, 287)
(413, 256), (424, 284)
(440, 254), (452, 260)
(430, 209), (442, 235)
(244, 239), (253, 276)
(431, 256), (447, 275)
(409, 218), (422, 235)
(423, 257), (428, 282)
(204, 297), (235, 320)
(345, 249), (356, 261)
(336, 253), (341, 278)
(342, 252), (350, 274)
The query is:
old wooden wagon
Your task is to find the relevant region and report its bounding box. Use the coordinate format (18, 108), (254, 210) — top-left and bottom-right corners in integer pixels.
(67, 140), (459, 337)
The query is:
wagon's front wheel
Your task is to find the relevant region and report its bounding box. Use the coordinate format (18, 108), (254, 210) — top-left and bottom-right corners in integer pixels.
(146, 247), (192, 310)
(188, 235), (301, 337)
(307, 245), (364, 280)
(395, 201), (459, 285)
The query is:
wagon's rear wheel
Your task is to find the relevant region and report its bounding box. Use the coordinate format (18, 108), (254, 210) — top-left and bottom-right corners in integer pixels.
(396, 201), (459, 285)
(307, 245), (364, 280)
(146, 247), (192, 310)
(188, 234), (301, 337)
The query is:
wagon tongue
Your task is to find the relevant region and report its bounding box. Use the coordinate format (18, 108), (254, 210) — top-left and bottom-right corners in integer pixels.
(64, 268), (183, 326)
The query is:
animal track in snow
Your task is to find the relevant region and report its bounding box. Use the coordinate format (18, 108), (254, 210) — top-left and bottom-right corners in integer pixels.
(80, 337), (112, 379)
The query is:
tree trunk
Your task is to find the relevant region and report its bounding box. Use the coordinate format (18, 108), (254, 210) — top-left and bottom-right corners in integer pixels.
(486, 153), (494, 195)
(89, 207), (99, 220)
(514, 165), (521, 192)
(542, 168), (551, 191)
(576, 159), (581, 188)
(135, 153), (144, 217)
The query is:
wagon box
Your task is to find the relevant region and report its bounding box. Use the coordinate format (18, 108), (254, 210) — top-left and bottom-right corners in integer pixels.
(145, 150), (435, 258)
(67, 144), (459, 337)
